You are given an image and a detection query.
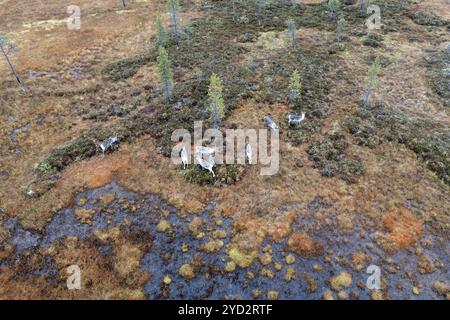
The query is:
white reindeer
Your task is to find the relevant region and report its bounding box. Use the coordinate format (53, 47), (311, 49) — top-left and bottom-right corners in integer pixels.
(195, 146), (216, 154)
(196, 154), (215, 177)
(263, 116), (279, 130)
(180, 146), (188, 169)
(288, 112), (305, 126)
(100, 136), (118, 157)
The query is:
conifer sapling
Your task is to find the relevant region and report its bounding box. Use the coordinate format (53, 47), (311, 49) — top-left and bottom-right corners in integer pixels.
(288, 69), (301, 105)
(336, 17), (345, 43)
(207, 73), (225, 128)
(157, 46), (174, 102)
(257, 0), (266, 26)
(168, 0), (180, 44)
(286, 19), (296, 49)
(360, 0), (367, 14)
(362, 56), (381, 107)
(156, 14), (167, 46)
(328, 0), (341, 19)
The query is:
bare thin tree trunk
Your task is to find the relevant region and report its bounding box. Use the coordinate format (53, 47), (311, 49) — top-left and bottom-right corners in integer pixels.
(1, 45), (26, 92)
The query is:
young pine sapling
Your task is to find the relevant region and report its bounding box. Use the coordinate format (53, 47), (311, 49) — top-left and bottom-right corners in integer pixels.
(182, 26), (192, 47)
(232, 0), (238, 23)
(336, 17), (345, 43)
(168, 0), (180, 44)
(362, 57), (381, 107)
(156, 14), (167, 46)
(359, 0), (367, 14)
(257, 0), (266, 26)
(0, 35), (26, 92)
(207, 73), (225, 129)
(328, 0), (341, 19)
(286, 19), (296, 49)
(156, 46), (174, 102)
(288, 69), (302, 105)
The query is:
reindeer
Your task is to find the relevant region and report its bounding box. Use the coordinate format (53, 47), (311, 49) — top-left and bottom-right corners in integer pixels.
(100, 136), (118, 156)
(263, 116), (279, 130)
(195, 146), (216, 177)
(196, 154), (215, 177)
(195, 146), (216, 154)
(288, 112), (305, 126)
(180, 146), (188, 169)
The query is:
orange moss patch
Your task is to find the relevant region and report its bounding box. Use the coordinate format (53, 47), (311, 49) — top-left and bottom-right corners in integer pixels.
(232, 218), (267, 253)
(75, 208), (95, 225)
(286, 232), (324, 258)
(265, 210), (297, 243)
(98, 192), (116, 206)
(188, 217), (203, 236)
(382, 208), (423, 250)
(62, 152), (130, 189)
(115, 137), (211, 214)
(114, 242), (145, 278)
(351, 251), (370, 271)
(0, 267), (57, 299)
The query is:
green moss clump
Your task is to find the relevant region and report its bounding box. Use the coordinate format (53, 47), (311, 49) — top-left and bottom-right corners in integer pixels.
(37, 159), (53, 175)
(346, 106), (450, 186)
(183, 163), (243, 186)
(228, 247), (257, 268)
(37, 114), (153, 175)
(339, 157), (364, 179)
(307, 139), (345, 177)
(287, 128), (314, 146)
(379, 112), (450, 185)
(39, 135), (98, 173)
(106, 101), (138, 117)
(362, 33), (383, 48)
(102, 54), (152, 81)
(410, 11), (448, 26)
(427, 49), (450, 107)
(345, 116), (381, 148)
(308, 123), (363, 181)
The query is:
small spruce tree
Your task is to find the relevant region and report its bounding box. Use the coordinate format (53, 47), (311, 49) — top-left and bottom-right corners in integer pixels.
(207, 73), (225, 128)
(182, 26), (192, 46)
(168, 0), (180, 44)
(336, 16), (345, 43)
(156, 46), (174, 102)
(156, 14), (167, 46)
(286, 19), (296, 49)
(362, 57), (381, 107)
(257, 0), (266, 26)
(328, 0), (341, 19)
(288, 69), (301, 104)
(359, 0), (367, 14)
